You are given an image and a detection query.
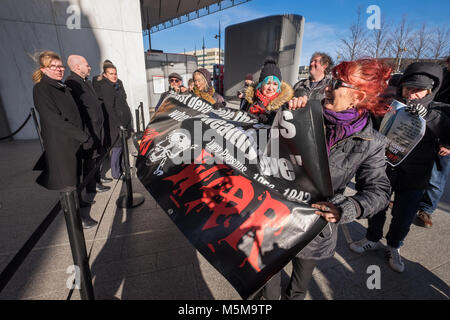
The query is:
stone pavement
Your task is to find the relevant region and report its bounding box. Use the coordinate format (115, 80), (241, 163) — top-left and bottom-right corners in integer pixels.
(0, 139), (449, 300)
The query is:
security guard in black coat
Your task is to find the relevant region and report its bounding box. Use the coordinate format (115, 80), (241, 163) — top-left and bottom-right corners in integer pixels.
(65, 55), (111, 196)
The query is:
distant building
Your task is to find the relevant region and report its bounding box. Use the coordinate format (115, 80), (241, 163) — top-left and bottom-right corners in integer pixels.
(183, 48), (224, 74)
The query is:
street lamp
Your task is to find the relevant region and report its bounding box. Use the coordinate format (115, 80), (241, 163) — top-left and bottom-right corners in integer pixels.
(214, 21), (222, 65)
(397, 47), (408, 73)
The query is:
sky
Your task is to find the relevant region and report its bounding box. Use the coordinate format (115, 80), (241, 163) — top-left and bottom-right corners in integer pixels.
(144, 0), (450, 66)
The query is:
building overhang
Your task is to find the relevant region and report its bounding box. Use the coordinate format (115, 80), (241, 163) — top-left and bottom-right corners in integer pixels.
(141, 0), (251, 34)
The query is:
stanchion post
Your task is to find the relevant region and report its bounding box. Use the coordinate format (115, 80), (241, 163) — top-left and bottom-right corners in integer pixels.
(135, 108), (141, 133)
(30, 108), (44, 152)
(116, 126), (145, 208)
(139, 102), (144, 132)
(59, 190), (95, 300)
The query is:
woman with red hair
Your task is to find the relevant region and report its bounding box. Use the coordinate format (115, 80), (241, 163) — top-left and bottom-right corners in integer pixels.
(263, 59), (392, 300)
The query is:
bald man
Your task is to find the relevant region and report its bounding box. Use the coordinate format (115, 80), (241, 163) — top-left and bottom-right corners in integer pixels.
(65, 55), (110, 228)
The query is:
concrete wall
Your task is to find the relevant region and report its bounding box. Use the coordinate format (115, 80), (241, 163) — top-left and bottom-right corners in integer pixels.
(0, 0), (150, 139)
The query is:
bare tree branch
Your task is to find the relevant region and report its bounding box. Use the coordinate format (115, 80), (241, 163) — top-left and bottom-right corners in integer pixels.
(366, 18), (391, 58)
(430, 26), (450, 61)
(389, 15), (413, 71)
(410, 23), (431, 61)
(337, 8), (367, 61)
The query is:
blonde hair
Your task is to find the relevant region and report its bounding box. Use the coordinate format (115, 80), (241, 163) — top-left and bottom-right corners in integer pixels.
(32, 51), (62, 83)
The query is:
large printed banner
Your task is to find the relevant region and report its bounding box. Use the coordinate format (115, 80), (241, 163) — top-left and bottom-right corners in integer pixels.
(136, 93), (333, 299)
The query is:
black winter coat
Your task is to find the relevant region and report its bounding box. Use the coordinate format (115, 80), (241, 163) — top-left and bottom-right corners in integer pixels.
(65, 72), (104, 157)
(297, 119), (391, 260)
(388, 62), (450, 190)
(94, 78), (132, 147)
(33, 75), (89, 190)
(386, 102), (450, 190)
(435, 69), (450, 104)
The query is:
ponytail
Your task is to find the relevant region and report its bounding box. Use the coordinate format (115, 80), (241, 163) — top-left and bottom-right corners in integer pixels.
(32, 69), (44, 83)
(32, 50), (62, 83)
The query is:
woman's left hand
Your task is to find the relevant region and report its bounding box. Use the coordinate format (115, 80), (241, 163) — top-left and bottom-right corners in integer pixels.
(312, 202), (342, 223)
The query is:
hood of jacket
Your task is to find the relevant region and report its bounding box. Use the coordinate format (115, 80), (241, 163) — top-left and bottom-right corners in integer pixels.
(244, 81), (294, 112)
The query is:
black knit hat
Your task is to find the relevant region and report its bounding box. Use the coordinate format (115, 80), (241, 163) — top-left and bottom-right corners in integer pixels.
(258, 58), (282, 83)
(194, 68), (212, 87)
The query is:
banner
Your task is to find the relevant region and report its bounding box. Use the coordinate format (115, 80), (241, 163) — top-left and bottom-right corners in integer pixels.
(379, 99), (426, 166)
(136, 93), (333, 299)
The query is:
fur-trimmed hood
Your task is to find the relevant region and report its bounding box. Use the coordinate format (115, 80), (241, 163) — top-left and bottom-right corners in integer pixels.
(244, 81), (294, 112)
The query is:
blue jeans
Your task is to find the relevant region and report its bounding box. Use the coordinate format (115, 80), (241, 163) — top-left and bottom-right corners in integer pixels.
(111, 146), (123, 179)
(419, 155), (450, 215)
(366, 189), (424, 249)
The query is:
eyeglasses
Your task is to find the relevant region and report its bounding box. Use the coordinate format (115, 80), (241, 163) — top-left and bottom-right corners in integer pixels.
(48, 64), (65, 71)
(331, 78), (359, 91)
(169, 78), (180, 83)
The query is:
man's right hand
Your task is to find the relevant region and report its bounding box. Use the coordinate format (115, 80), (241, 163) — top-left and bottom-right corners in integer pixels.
(288, 96), (308, 110)
(438, 146), (450, 156)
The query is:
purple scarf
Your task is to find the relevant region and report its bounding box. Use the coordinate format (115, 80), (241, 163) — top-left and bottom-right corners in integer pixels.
(323, 108), (368, 153)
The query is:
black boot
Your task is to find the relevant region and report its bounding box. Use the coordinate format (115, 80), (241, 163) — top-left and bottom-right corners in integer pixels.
(81, 212), (98, 229)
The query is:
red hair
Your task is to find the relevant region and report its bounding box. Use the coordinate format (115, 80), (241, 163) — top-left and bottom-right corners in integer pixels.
(332, 59), (392, 116)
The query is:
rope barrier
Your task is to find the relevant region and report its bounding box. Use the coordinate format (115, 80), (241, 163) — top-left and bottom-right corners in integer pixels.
(0, 134), (120, 295)
(0, 113), (31, 141)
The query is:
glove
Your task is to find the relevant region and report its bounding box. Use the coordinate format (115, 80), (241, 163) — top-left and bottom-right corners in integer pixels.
(405, 101), (428, 118)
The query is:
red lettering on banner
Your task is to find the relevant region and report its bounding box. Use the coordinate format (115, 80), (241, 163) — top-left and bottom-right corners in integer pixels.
(163, 155), (292, 273)
(185, 175), (254, 230)
(219, 191), (291, 272)
(164, 163), (228, 197)
(139, 128), (160, 156)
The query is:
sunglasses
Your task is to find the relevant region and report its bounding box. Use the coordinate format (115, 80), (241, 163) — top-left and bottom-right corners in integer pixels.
(169, 78), (180, 83)
(331, 78), (360, 90)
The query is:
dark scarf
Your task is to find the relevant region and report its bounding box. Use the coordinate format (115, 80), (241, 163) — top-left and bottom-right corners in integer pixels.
(323, 107), (368, 153)
(250, 89), (280, 114)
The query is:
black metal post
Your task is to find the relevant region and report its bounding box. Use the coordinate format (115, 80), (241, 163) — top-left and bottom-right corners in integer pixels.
(135, 108), (141, 133)
(30, 108), (44, 152)
(116, 126), (145, 208)
(139, 102), (145, 132)
(59, 190), (94, 300)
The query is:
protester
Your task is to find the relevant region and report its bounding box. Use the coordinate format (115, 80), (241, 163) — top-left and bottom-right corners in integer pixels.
(416, 146), (450, 227)
(290, 52), (333, 109)
(187, 78), (194, 93)
(238, 73), (255, 109)
(416, 57), (450, 227)
(350, 62), (450, 273)
(155, 72), (187, 111)
(240, 58), (293, 124)
(434, 56), (450, 104)
(66, 55), (111, 196)
(264, 58), (392, 300)
(192, 68), (226, 108)
(32, 51), (89, 192)
(94, 61), (132, 180)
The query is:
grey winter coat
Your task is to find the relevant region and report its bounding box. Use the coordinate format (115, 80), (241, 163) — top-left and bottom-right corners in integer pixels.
(297, 119), (391, 260)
